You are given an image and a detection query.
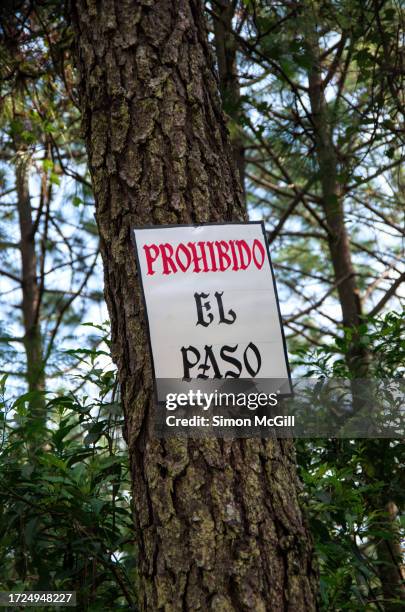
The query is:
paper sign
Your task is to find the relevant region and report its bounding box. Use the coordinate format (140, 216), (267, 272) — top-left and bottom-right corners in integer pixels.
(133, 222), (291, 399)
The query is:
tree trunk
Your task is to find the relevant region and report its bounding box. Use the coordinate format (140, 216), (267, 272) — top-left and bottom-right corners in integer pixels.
(374, 500), (405, 611)
(15, 148), (46, 420)
(307, 48), (366, 375)
(72, 1), (318, 609)
(307, 35), (404, 611)
(212, 0), (246, 192)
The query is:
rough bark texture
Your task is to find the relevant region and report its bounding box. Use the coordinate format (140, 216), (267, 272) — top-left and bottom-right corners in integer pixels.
(212, 0), (245, 192)
(72, 1), (318, 609)
(15, 149), (45, 417)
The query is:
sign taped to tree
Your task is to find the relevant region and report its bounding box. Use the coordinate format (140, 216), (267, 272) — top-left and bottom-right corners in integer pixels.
(133, 222), (291, 401)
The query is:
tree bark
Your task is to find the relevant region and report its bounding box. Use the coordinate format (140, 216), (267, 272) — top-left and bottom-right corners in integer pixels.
(307, 49), (366, 374)
(15, 148), (46, 420)
(212, 0), (246, 192)
(374, 500), (405, 611)
(71, 1), (318, 609)
(307, 33), (404, 611)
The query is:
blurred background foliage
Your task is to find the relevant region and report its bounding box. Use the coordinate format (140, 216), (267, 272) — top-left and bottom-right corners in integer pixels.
(0, 0), (403, 610)
(0, 325), (138, 609)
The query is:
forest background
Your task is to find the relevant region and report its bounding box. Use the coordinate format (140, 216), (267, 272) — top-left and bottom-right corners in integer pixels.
(0, 1), (404, 610)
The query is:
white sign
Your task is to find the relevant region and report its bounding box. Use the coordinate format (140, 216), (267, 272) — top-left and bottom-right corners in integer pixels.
(133, 222), (290, 395)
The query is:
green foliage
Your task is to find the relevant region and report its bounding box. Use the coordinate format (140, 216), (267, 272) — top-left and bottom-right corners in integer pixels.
(293, 310), (405, 378)
(294, 311), (404, 610)
(0, 328), (137, 610)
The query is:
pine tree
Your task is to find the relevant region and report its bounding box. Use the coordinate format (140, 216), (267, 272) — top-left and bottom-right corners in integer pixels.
(71, 1), (318, 609)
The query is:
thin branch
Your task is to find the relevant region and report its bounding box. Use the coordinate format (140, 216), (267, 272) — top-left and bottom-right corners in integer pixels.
(0, 269), (21, 283)
(368, 271), (405, 317)
(285, 272), (354, 323)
